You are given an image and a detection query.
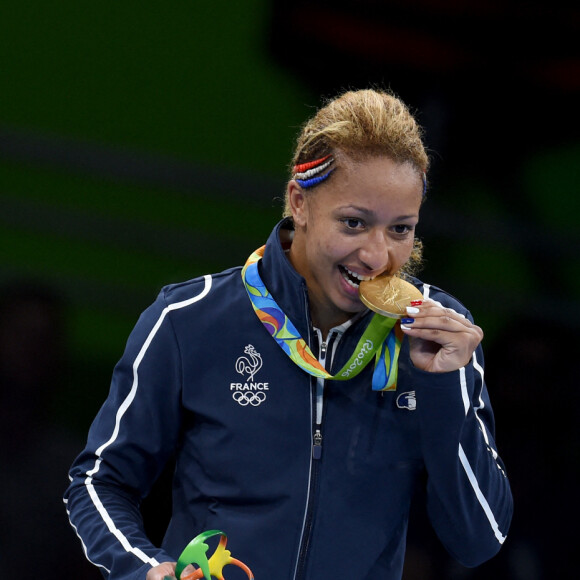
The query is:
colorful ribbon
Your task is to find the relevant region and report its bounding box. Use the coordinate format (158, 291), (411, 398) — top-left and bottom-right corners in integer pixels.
(241, 246), (403, 391)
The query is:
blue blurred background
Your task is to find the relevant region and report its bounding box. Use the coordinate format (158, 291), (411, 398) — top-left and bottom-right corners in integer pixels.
(0, 1), (578, 578)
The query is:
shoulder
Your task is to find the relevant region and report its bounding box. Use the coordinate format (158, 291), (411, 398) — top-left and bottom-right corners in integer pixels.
(157, 266), (244, 309)
(410, 276), (472, 318)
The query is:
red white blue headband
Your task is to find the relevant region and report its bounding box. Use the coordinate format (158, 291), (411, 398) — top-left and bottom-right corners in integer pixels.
(292, 155), (335, 188)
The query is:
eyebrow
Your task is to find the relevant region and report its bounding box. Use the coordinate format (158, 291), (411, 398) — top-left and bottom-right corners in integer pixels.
(337, 205), (418, 221)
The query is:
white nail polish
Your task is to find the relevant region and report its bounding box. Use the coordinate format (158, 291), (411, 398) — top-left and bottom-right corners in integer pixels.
(406, 306), (420, 315)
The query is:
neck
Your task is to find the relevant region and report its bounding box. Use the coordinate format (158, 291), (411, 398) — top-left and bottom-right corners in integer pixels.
(286, 230), (356, 339)
(310, 305), (353, 341)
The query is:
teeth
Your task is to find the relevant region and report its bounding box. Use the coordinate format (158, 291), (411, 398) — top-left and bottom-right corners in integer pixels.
(344, 266), (372, 282)
(341, 266), (373, 288)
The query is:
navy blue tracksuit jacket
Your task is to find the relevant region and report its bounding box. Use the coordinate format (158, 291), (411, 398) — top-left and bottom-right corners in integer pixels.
(65, 219), (513, 579)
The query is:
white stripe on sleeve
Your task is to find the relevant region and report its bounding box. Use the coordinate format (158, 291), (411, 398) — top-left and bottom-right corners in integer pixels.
(459, 443), (507, 544)
(83, 275), (213, 565)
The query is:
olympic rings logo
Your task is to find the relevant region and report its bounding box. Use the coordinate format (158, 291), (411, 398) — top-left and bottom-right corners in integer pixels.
(232, 391), (267, 406)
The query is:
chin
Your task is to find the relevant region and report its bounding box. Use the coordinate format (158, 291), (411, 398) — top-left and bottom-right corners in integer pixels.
(337, 298), (365, 318)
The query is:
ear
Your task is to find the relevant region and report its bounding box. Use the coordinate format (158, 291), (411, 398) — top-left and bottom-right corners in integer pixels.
(287, 180), (308, 227)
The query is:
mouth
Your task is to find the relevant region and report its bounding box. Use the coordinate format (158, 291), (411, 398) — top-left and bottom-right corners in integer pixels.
(338, 265), (374, 289)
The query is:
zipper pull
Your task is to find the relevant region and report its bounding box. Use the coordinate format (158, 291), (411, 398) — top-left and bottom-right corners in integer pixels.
(313, 429), (323, 459)
(319, 341), (328, 370)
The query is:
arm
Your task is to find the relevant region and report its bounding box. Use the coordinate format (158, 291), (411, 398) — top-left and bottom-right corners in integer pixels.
(401, 298), (513, 566)
(64, 288), (186, 579)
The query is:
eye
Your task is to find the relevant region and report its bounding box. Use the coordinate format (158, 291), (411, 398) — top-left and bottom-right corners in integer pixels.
(392, 224), (414, 236)
(341, 217), (365, 230)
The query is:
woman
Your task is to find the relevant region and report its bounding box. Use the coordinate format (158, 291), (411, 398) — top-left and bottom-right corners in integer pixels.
(65, 89), (513, 580)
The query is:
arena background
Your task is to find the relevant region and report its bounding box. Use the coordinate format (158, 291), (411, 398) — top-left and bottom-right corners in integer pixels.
(0, 1), (578, 579)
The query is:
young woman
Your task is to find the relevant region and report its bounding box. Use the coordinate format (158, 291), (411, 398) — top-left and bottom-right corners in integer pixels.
(65, 89), (512, 580)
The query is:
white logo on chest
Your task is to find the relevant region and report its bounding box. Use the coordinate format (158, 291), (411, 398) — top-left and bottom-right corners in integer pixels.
(232, 344), (268, 406)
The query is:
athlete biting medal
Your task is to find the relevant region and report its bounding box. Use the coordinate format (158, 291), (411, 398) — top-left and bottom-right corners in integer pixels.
(359, 273), (424, 318)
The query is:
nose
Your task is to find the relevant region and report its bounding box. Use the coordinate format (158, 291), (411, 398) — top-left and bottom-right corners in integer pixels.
(359, 230), (391, 273)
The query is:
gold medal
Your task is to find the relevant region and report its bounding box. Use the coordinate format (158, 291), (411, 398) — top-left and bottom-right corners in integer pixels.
(359, 274), (423, 319)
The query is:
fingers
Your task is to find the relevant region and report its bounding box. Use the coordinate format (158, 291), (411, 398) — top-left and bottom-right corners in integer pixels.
(402, 300), (481, 337)
(146, 562), (177, 580)
(400, 299), (483, 373)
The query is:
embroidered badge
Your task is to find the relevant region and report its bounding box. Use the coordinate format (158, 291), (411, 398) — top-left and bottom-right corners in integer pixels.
(231, 344), (268, 406)
(396, 391), (417, 411)
(235, 344), (263, 381)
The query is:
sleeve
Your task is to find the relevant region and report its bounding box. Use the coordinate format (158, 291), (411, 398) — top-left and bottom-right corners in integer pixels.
(63, 287), (186, 579)
(405, 326), (513, 567)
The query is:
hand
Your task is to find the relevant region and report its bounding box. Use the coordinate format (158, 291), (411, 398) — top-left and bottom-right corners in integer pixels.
(146, 562), (177, 580)
(400, 299), (483, 373)
(146, 562), (198, 580)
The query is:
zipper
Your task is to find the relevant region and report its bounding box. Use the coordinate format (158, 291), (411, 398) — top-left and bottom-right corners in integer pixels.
(292, 299), (358, 579)
(294, 423), (321, 580)
(312, 338), (327, 460)
(293, 331), (335, 580)
(312, 429), (323, 460)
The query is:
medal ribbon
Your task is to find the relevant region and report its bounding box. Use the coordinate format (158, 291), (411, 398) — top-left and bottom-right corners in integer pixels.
(241, 246), (403, 391)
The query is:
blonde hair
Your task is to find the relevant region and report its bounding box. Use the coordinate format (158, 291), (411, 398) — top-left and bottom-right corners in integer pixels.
(292, 88), (427, 167)
(285, 89), (428, 211)
(284, 88), (429, 276)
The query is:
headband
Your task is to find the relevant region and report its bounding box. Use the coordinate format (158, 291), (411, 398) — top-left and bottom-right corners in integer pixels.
(292, 155), (335, 188)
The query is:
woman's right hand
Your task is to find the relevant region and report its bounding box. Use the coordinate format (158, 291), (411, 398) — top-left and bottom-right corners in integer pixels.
(146, 562), (177, 580)
(146, 562), (198, 580)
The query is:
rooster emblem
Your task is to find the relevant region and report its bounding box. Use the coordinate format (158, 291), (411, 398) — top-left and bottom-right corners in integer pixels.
(235, 344), (263, 381)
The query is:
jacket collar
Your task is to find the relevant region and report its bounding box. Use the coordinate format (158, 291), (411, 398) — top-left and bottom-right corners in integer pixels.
(259, 218), (312, 340)
(257, 218), (388, 370)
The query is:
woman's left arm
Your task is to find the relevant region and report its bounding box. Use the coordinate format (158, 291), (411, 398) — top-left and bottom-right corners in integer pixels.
(401, 300), (513, 566)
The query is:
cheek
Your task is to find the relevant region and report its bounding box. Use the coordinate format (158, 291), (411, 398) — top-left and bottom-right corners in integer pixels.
(393, 241), (415, 269)
(309, 223), (341, 256)
(320, 236), (354, 264)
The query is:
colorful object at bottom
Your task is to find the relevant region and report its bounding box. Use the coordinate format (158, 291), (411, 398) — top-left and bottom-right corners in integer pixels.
(170, 530), (254, 580)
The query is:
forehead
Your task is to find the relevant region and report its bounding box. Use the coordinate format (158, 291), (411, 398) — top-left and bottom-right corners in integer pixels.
(315, 153), (423, 204)
(338, 151), (417, 179)
(303, 163), (422, 225)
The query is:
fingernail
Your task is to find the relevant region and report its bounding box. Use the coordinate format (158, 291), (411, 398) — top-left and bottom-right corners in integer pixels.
(406, 306), (420, 315)
(410, 300), (423, 306)
(400, 317), (415, 324)
(401, 324), (412, 331)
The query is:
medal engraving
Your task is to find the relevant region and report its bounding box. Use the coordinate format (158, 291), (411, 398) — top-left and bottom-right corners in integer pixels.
(359, 275), (423, 318)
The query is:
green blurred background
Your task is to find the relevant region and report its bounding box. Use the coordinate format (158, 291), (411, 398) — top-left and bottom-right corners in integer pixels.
(0, 0), (318, 429)
(2, 0), (578, 428)
(0, 1), (578, 578)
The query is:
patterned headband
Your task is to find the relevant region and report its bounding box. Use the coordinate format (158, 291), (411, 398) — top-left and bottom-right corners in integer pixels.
(292, 155), (335, 188)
